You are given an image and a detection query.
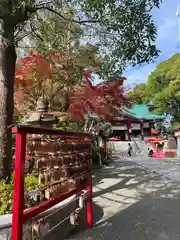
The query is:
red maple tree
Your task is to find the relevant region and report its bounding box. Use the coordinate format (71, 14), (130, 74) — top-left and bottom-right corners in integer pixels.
(14, 52), (131, 121)
(68, 70), (131, 120)
(14, 51), (68, 117)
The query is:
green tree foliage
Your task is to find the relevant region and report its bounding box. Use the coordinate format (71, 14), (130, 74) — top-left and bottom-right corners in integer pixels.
(146, 53), (180, 98)
(0, 0), (161, 178)
(147, 53), (180, 123)
(33, 14), (102, 70)
(27, 0), (163, 77)
(129, 53), (180, 124)
(127, 83), (148, 104)
(77, 0), (162, 77)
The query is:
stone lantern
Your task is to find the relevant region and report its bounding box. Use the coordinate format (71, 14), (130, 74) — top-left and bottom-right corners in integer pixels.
(24, 96), (58, 128)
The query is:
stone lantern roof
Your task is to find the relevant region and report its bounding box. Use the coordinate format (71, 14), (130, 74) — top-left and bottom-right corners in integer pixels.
(24, 97), (58, 128)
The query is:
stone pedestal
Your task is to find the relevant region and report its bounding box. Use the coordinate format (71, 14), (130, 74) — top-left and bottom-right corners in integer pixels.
(174, 130), (180, 157)
(177, 138), (180, 157)
(163, 136), (177, 158)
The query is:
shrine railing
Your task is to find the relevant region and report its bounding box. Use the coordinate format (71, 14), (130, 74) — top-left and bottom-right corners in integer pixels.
(12, 125), (93, 240)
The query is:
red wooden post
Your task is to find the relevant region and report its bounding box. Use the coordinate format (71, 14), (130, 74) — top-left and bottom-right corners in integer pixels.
(87, 180), (93, 228)
(140, 121), (144, 140)
(149, 122), (152, 136)
(12, 131), (26, 240)
(87, 138), (93, 228)
(127, 123), (131, 141)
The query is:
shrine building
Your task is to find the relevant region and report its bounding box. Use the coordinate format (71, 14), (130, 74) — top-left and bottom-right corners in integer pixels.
(111, 104), (165, 141)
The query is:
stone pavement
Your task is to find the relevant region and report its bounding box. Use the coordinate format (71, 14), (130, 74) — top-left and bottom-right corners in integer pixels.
(66, 156), (180, 240)
(129, 155), (180, 183)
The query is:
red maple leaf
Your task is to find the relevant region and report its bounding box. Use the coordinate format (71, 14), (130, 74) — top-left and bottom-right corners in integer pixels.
(14, 52), (131, 120)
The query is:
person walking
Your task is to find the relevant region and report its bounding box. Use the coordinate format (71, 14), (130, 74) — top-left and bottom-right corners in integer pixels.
(128, 143), (132, 157)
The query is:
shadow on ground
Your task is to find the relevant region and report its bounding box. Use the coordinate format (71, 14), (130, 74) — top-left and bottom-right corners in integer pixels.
(65, 202), (104, 238)
(41, 201), (104, 240)
(92, 158), (162, 196)
(66, 159), (180, 240)
(69, 190), (180, 240)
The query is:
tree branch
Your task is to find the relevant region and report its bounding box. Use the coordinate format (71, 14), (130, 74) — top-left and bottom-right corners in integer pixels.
(30, 22), (43, 41)
(15, 25), (40, 43)
(34, 6), (101, 25)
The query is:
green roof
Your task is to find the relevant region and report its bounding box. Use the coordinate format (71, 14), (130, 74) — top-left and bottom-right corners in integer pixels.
(121, 104), (165, 120)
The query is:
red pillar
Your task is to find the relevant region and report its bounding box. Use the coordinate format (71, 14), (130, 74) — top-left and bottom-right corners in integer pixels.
(127, 123), (131, 141)
(87, 177), (93, 228)
(149, 122), (152, 136)
(12, 132), (27, 240)
(140, 121), (144, 140)
(87, 135), (93, 228)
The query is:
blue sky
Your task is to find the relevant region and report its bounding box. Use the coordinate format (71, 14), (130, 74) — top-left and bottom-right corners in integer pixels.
(124, 0), (180, 87)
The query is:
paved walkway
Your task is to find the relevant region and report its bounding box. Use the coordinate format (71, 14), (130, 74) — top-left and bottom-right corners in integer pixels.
(129, 155), (180, 183)
(66, 156), (180, 240)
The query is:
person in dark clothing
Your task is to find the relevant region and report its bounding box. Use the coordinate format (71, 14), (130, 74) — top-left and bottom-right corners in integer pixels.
(128, 143), (132, 157)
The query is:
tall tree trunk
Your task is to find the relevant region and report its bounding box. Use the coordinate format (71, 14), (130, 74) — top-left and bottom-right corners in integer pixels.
(0, 20), (16, 179)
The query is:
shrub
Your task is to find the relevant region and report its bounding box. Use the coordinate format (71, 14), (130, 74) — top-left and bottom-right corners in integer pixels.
(0, 179), (13, 214)
(25, 175), (44, 191)
(0, 175), (44, 214)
